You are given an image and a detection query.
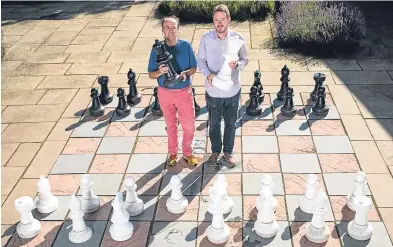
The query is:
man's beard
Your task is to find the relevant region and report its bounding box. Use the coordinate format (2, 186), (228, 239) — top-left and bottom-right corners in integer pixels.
(216, 25), (227, 33)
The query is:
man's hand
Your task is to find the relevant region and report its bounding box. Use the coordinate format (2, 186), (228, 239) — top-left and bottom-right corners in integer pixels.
(158, 64), (168, 75)
(207, 74), (215, 85)
(228, 61), (238, 69)
(179, 71), (188, 81)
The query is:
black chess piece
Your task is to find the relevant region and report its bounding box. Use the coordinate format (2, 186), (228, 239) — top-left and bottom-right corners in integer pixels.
(152, 87), (163, 116)
(277, 65), (290, 101)
(192, 87), (200, 116)
(127, 68), (142, 105)
(281, 87), (297, 117)
(89, 88), (104, 117)
(115, 88), (131, 117)
(312, 85), (329, 116)
(97, 75), (113, 105)
(310, 73), (326, 101)
(152, 39), (183, 88)
(246, 86), (262, 116)
(253, 70), (264, 104)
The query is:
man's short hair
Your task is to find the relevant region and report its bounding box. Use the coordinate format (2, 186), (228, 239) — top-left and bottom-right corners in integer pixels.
(161, 15), (180, 29)
(213, 4), (231, 19)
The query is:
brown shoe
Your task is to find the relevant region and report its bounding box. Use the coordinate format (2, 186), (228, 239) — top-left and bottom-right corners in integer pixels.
(166, 154), (177, 167)
(183, 155), (198, 166)
(206, 153), (219, 167)
(223, 154), (236, 168)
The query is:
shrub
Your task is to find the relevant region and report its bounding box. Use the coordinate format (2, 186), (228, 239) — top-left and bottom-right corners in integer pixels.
(1, 29), (5, 59)
(157, 1), (273, 22)
(275, 1), (366, 54)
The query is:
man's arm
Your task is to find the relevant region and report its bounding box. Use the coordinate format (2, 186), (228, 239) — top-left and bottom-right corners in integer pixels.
(196, 36), (212, 79)
(236, 43), (249, 71)
(185, 42), (197, 77)
(147, 49), (162, 79)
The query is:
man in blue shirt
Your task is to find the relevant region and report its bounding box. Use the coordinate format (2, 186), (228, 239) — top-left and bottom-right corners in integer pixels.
(148, 15), (198, 167)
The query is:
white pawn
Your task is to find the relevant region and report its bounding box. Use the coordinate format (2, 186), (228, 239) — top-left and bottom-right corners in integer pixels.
(68, 195), (92, 243)
(36, 175), (58, 214)
(123, 176), (144, 216)
(346, 171), (367, 211)
(212, 174), (234, 214)
(207, 187), (231, 244)
(166, 175), (188, 214)
(80, 174), (100, 213)
(256, 174), (278, 212)
(254, 194), (279, 238)
(15, 196), (41, 239)
(299, 174), (320, 214)
(305, 190), (330, 243)
(110, 192), (134, 241)
(348, 196), (373, 241)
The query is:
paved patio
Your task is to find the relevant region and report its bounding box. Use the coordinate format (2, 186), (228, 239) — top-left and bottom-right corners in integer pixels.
(1, 1), (393, 246)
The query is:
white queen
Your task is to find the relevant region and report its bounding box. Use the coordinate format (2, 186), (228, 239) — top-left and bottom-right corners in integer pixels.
(212, 34), (244, 91)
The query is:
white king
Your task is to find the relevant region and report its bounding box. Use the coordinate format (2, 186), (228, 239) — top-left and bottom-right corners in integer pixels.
(212, 34), (244, 91)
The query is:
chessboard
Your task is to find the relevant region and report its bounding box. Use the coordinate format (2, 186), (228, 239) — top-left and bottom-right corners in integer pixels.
(4, 66), (393, 247)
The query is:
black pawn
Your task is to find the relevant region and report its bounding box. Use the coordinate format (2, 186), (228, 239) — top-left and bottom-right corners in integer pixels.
(253, 70), (264, 104)
(98, 76), (113, 105)
(246, 86), (262, 116)
(89, 88), (104, 117)
(127, 68), (142, 105)
(152, 87), (162, 116)
(281, 87), (297, 117)
(310, 73), (326, 101)
(115, 88), (131, 116)
(312, 85), (329, 116)
(277, 65), (290, 101)
(192, 87), (200, 116)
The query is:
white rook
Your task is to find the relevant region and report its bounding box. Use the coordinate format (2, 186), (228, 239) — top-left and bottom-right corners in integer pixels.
(80, 174), (100, 213)
(256, 174), (278, 212)
(300, 174), (319, 214)
(207, 187), (230, 244)
(305, 190), (330, 243)
(36, 175), (59, 214)
(346, 171), (367, 211)
(254, 194), (279, 238)
(110, 192), (134, 241)
(68, 195), (92, 243)
(348, 196), (373, 241)
(124, 176), (144, 216)
(212, 174), (234, 214)
(15, 196), (41, 239)
(212, 34), (245, 91)
(166, 175), (188, 214)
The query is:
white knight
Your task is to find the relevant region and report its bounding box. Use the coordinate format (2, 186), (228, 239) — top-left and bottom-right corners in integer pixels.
(212, 34), (244, 91)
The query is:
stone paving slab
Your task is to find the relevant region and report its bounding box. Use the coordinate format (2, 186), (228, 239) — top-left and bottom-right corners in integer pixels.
(2, 1), (393, 246)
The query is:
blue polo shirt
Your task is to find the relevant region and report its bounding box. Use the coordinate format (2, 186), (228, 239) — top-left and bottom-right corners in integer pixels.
(148, 39), (197, 89)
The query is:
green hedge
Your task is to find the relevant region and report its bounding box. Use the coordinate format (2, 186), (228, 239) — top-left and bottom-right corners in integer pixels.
(157, 1), (274, 22)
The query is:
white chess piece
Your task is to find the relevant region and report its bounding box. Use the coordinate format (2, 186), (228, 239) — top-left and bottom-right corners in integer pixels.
(166, 175), (188, 214)
(346, 171), (367, 211)
(305, 190), (330, 243)
(254, 194), (279, 238)
(207, 187), (231, 244)
(123, 176), (144, 216)
(212, 174), (234, 214)
(15, 196), (41, 239)
(80, 174), (100, 213)
(212, 34), (245, 91)
(110, 192), (134, 241)
(299, 174), (320, 214)
(36, 175), (58, 214)
(348, 196), (373, 241)
(68, 195), (93, 243)
(256, 174), (278, 212)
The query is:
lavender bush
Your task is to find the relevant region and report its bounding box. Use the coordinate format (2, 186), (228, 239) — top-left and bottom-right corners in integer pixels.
(275, 1), (366, 54)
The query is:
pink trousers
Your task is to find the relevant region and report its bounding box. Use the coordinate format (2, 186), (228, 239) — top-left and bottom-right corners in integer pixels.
(157, 85), (195, 156)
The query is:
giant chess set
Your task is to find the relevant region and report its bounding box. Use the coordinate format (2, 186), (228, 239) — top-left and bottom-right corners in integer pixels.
(7, 61), (392, 247)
